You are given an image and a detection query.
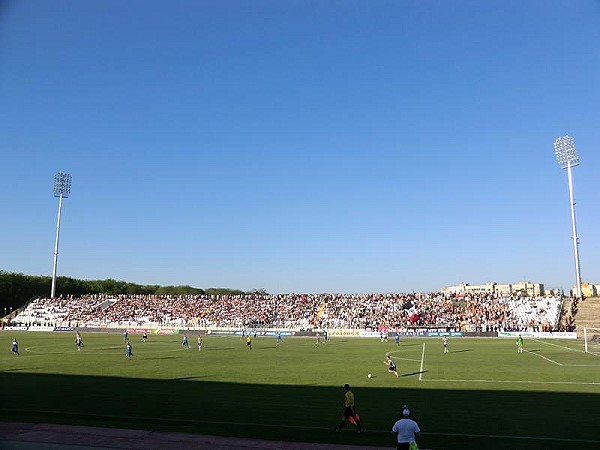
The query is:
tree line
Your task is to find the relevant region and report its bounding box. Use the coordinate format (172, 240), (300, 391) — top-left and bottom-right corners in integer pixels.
(0, 270), (256, 315)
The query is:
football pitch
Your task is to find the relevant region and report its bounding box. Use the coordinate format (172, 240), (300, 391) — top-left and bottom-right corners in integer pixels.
(1, 332), (599, 449)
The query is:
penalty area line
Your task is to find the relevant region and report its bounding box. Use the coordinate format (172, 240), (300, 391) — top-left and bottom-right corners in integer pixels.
(524, 349), (562, 366)
(419, 342), (425, 381)
(534, 339), (600, 359)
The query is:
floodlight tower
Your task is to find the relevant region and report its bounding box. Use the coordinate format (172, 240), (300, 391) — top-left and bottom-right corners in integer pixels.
(51, 172), (72, 299)
(553, 136), (582, 299)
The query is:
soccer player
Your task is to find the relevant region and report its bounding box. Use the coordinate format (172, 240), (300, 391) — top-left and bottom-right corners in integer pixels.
(75, 334), (83, 351)
(323, 330), (329, 343)
(336, 384), (362, 433)
(442, 336), (449, 353)
(395, 332), (400, 346)
(11, 338), (19, 356)
(516, 335), (524, 354)
(182, 334), (189, 349)
(197, 335), (203, 351)
(125, 340), (133, 359)
(123, 330), (128, 342)
(385, 354), (399, 377)
(246, 334), (252, 349)
(276, 331), (283, 345)
(142, 332), (147, 343)
(315, 332), (322, 345)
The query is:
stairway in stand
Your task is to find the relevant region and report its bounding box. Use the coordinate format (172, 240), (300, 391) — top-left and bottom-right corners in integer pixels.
(574, 296), (600, 337)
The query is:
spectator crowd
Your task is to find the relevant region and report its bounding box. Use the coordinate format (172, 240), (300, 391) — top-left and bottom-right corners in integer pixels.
(10, 291), (565, 332)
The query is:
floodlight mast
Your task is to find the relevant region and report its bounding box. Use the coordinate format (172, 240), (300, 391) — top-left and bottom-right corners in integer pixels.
(553, 136), (582, 300)
(51, 172), (72, 299)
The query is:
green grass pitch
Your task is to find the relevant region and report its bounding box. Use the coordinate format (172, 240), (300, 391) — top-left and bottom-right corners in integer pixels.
(1, 332), (599, 449)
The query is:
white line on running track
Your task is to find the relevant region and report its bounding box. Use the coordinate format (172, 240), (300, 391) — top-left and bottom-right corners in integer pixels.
(419, 343), (425, 381)
(3, 408), (599, 444)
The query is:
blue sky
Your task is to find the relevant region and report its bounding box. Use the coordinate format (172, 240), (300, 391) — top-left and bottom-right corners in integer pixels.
(1, 1), (599, 293)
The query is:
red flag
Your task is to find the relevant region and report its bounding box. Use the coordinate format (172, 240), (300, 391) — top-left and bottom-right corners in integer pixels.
(349, 413), (360, 425)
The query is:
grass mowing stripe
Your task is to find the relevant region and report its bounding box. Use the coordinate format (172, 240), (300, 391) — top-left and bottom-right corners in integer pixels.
(4, 408), (599, 445)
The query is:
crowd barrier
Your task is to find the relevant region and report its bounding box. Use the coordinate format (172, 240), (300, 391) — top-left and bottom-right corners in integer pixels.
(0, 326), (578, 339)
(497, 331), (577, 339)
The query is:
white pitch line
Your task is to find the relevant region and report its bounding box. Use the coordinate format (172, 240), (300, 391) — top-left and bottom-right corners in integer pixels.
(422, 431), (600, 444)
(24, 346), (187, 355)
(533, 339), (586, 353)
(529, 340), (600, 366)
(2, 408), (599, 444)
(385, 350), (421, 362)
(534, 339), (600, 358)
(419, 342), (425, 381)
(525, 349), (562, 366)
(421, 378), (600, 386)
(563, 364), (600, 367)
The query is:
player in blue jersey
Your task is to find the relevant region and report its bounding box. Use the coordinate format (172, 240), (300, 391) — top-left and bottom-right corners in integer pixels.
(276, 331), (283, 345)
(395, 332), (400, 346)
(123, 330), (128, 342)
(11, 338), (19, 356)
(182, 334), (189, 349)
(125, 340), (133, 359)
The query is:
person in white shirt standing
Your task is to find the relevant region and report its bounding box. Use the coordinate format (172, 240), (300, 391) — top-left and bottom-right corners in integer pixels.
(391, 406), (420, 450)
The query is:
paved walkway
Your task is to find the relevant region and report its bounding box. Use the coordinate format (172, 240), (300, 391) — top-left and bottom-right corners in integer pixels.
(0, 423), (392, 450)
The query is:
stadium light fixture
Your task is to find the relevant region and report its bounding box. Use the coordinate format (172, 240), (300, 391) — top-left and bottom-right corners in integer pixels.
(553, 136), (582, 300)
(51, 172), (72, 299)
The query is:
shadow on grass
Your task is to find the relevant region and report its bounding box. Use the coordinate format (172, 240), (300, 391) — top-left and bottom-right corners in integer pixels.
(401, 370), (427, 377)
(142, 356), (177, 361)
(0, 372), (598, 450)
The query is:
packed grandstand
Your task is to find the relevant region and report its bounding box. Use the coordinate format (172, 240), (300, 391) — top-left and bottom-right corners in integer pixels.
(9, 292), (567, 333)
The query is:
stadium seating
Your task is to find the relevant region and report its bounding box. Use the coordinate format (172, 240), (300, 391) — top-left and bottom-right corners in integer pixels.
(10, 292), (564, 332)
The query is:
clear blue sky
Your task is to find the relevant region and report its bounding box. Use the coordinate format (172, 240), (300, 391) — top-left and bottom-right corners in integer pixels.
(1, 1), (599, 293)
